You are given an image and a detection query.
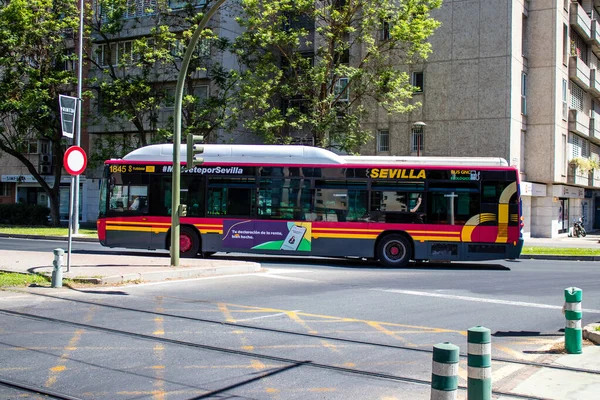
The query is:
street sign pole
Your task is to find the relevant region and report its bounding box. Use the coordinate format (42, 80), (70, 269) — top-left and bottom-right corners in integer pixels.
(170, 0), (226, 267)
(67, 175), (75, 272)
(63, 146), (87, 273)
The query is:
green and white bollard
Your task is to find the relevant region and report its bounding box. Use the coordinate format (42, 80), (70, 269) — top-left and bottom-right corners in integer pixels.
(431, 342), (459, 400)
(467, 326), (492, 400)
(564, 287), (582, 354)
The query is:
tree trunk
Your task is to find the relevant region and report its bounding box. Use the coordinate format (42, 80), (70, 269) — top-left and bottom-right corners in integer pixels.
(48, 190), (61, 227)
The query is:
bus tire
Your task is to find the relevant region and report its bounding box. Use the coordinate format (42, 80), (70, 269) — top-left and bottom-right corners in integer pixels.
(180, 226), (200, 258)
(376, 234), (412, 268)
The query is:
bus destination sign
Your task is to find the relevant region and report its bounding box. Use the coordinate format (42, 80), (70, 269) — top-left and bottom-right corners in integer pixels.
(450, 170), (480, 181)
(368, 168), (426, 179)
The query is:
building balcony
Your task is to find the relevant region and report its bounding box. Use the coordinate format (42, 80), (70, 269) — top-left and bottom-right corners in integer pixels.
(569, 56), (591, 90)
(590, 112), (600, 141)
(568, 163), (589, 186)
(591, 69), (600, 98)
(571, 1), (592, 40)
(569, 109), (591, 137)
(592, 19), (600, 53)
(589, 169), (600, 188)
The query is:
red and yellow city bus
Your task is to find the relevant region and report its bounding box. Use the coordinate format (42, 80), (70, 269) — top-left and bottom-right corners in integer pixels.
(97, 144), (523, 267)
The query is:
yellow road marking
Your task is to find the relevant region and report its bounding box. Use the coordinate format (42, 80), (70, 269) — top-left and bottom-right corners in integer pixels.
(366, 321), (415, 346)
(45, 308), (96, 387)
(153, 298), (166, 400)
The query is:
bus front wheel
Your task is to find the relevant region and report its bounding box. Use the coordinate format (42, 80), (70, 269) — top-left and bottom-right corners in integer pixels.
(376, 234), (412, 268)
(180, 226), (200, 258)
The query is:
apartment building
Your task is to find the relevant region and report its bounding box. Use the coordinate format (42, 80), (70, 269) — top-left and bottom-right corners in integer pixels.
(364, 0), (600, 238)
(5, 0), (599, 237)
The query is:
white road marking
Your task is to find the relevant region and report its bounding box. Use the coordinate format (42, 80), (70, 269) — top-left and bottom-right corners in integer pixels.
(255, 274), (319, 283)
(236, 311), (301, 322)
(370, 289), (600, 314)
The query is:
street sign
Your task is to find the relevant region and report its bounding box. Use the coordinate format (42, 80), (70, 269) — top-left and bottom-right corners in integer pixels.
(59, 95), (78, 139)
(63, 146), (87, 176)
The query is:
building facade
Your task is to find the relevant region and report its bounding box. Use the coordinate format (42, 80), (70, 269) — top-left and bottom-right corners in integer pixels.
(3, 0), (600, 237)
(363, 0), (600, 238)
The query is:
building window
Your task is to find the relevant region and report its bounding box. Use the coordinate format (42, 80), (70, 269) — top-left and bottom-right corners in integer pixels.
(569, 133), (583, 159)
(380, 20), (390, 41)
(570, 82), (584, 111)
(164, 87), (176, 108)
(412, 72), (424, 93)
(522, 14), (528, 58)
(170, 0), (206, 8)
(572, 32), (588, 63)
(562, 134), (567, 176)
(334, 77), (349, 101)
(520, 130), (526, 173)
(96, 41), (134, 67)
(563, 24), (569, 65)
(562, 79), (568, 120)
(64, 49), (75, 71)
(24, 140), (38, 154)
(411, 125), (424, 153)
(521, 72), (527, 115)
(0, 183), (11, 197)
(193, 85), (209, 101)
(377, 130), (389, 152)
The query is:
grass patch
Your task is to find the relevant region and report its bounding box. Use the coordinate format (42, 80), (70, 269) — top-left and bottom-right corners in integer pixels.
(522, 247), (600, 256)
(0, 225), (97, 238)
(0, 272), (50, 287)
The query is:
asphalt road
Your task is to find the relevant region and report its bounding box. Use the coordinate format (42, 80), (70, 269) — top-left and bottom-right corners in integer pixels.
(1, 238), (600, 399)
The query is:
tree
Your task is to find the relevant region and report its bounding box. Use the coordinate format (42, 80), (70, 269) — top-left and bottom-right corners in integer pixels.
(235, 0), (442, 153)
(87, 0), (241, 165)
(0, 0), (79, 226)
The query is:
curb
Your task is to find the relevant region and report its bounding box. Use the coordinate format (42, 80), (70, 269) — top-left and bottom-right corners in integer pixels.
(519, 255), (600, 261)
(0, 233), (97, 243)
(72, 263), (263, 285)
(583, 324), (600, 345)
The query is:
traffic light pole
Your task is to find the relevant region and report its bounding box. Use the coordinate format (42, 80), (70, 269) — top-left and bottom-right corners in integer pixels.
(170, 0), (226, 267)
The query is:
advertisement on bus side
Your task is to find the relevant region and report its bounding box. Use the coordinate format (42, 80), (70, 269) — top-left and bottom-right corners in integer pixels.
(222, 220), (312, 251)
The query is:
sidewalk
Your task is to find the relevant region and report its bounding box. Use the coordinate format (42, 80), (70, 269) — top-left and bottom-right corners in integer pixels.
(0, 247), (262, 285)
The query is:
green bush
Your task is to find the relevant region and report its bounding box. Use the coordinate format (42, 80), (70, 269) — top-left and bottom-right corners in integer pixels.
(0, 204), (50, 226)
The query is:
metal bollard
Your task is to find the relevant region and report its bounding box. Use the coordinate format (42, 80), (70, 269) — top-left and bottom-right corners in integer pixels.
(51, 248), (64, 288)
(564, 287), (583, 354)
(431, 342), (459, 400)
(467, 326), (492, 400)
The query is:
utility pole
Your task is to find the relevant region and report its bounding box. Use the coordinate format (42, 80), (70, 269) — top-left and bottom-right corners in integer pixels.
(170, 0), (226, 267)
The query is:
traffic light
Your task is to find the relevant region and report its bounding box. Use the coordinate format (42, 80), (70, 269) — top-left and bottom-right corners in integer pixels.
(186, 134), (204, 167)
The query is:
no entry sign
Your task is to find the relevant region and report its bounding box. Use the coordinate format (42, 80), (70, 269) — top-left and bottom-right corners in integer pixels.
(63, 146), (87, 176)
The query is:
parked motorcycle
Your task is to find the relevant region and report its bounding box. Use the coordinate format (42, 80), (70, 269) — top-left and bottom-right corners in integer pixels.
(572, 217), (587, 238)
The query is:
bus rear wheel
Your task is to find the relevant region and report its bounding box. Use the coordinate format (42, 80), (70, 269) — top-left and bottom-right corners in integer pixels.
(180, 226), (200, 258)
(376, 234), (412, 268)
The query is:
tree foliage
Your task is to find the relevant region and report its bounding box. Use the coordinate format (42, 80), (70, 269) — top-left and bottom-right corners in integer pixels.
(235, 0), (441, 153)
(0, 0), (79, 225)
(88, 0), (240, 165)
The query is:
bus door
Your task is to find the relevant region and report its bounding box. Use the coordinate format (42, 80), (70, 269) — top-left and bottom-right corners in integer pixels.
(427, 183), (481, 241)
(107, 180), (152, 248)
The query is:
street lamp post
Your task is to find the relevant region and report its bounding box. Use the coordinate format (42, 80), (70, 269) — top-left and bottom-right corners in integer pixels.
(170, 0), (226, 267)
(413, 121), (426, 157)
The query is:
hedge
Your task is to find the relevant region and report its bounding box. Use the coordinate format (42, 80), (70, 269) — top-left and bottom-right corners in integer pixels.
(0, 204), (50, 226)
